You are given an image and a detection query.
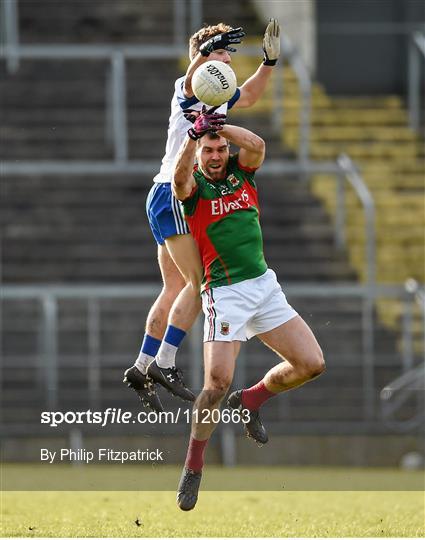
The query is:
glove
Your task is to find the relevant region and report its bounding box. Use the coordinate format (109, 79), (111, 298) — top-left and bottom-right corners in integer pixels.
(199, 27), (245, 57)
(262, 18), (280, 66)
(187, 106), (226, 140)
(183, 105), (219, 123)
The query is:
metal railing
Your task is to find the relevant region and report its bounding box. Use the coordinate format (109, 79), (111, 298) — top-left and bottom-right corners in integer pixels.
(337, 154), (376, 417)
(401, 279), (425, 371)
(0, 0), (19, 72)
(3, 1), (423, 152)
(380, 280), (425, 431)
(336, 154), (376, 287)
(381, 363), (425, 432)
(0, 0), (202, 52)
(0, 282), (410, 421)
(0, 42), (293, 164)
(408, 29), (425, 132)
(0, 41), (311, 163)
(0, 1), (311, 166)
(1, 157), (376, 291)
(259, 157), (376, 292)
(0, 43), (190, 164)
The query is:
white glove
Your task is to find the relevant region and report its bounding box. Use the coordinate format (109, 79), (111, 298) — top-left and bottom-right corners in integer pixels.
(262, 18), (280, 66)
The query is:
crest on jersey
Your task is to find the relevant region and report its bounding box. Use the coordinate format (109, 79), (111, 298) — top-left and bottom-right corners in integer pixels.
(227, 174), (239, 188)
(220, 321), (230, 335)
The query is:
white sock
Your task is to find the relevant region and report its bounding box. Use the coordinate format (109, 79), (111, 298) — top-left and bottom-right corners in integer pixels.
(134, 353), (155, 374)
(156, 341), (178, 369)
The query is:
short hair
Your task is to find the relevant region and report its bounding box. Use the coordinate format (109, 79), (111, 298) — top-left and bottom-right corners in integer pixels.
(189, 23), (233, 60)
(197, 131), (230, 146)
(204, 131), (221, 140)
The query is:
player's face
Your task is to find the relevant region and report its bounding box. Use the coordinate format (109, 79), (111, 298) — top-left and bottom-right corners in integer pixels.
(198, 136), (230, 181)
(209, 49), (232, 64)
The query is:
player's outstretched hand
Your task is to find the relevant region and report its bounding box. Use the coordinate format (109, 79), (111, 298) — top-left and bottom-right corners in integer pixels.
(200, 27), (245, 57)
(262, 18), (280, 66)
(183, 108), (200, 123)
(183, 105), (221, 123)
(187, 106), (226, 140)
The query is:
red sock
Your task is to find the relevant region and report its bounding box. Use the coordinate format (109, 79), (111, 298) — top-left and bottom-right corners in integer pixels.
(185, 436), (208, 473)
(241, 380), (275, 411)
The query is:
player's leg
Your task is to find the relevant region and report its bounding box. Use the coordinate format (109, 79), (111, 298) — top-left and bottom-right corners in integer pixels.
(177, 340), (239, 511)
(142, 243), (186, 368)
(124, 244), (185, 411)
(178, 282), (250, 511)
(147, 233), (202, 401)
(228, 270), (325, 442)
(243, 314), (324, 410)
(124, 183), (188, 408)
(150, 233), (202, 367)
(232, 316), (324, 430)
(164, 232), (203, 331)
(259, 315), (325, 391)
(228, 316), (324, 445)
(192, 340), (239, 439)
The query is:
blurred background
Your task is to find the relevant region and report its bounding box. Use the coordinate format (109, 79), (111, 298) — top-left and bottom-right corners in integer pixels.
(1, 0), (424, 477)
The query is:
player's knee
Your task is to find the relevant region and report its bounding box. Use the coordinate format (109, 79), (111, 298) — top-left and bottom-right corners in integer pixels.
(157, 288), (179, 311)
(206, 371), (232, 396)
(162, 278), (185, 300)
(198, 387), (226, 408)
(181, 267), (202, 292)
(289, 348), (325, 382)
(187, 277), (202, 294)
(304, 348), (326, 379)
(184, 277), (202, 299)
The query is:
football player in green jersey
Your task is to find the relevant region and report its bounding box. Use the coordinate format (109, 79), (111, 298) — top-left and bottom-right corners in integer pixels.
(173, 110), (326, 511)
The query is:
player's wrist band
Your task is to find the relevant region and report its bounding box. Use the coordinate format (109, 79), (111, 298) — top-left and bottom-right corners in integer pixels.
(188, 128), (201, 141)
(263, 57), (277, 66)
(199, 43), (212, 57)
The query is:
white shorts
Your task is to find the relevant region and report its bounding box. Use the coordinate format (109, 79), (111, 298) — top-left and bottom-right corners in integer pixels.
(201, 269), (298, 342)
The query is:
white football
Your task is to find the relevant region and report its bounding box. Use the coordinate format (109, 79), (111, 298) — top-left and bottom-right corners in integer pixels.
(192, 60), (237, 107)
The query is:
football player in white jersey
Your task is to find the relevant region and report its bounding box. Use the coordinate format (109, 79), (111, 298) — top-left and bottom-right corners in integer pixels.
(124, 20), (281, 412)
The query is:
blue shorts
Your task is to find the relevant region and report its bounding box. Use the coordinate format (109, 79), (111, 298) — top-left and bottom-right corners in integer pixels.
(146, 182), (190, 245)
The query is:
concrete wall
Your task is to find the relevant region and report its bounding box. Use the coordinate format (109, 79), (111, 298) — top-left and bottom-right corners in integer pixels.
(252, 0), (316, 74)
(316, 0), (425, 94)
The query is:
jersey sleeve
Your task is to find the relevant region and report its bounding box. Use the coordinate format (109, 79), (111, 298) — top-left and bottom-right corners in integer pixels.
(181, 174), (201, 217)
(231, 153), (258, 188)
(175, 77), (200, 110)
(176, 79), (240, 111)
(227, 88), (241, 110)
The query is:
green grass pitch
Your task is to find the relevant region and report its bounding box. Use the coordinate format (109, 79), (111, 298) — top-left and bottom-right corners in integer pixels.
(1, 466), (424, 537)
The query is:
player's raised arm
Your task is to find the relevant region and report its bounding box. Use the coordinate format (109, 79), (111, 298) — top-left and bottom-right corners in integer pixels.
(184, 26), (245, 97)
(233, 18), (280, 109)
(219, 124), (265, 169)
(172, 137), (197, 201)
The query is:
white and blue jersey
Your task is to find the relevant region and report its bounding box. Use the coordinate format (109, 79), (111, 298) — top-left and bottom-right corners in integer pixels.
(146, 75), (240, 245)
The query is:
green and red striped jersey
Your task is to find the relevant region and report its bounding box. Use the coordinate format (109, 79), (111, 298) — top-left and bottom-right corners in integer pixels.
(182, 154), (267, 291)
